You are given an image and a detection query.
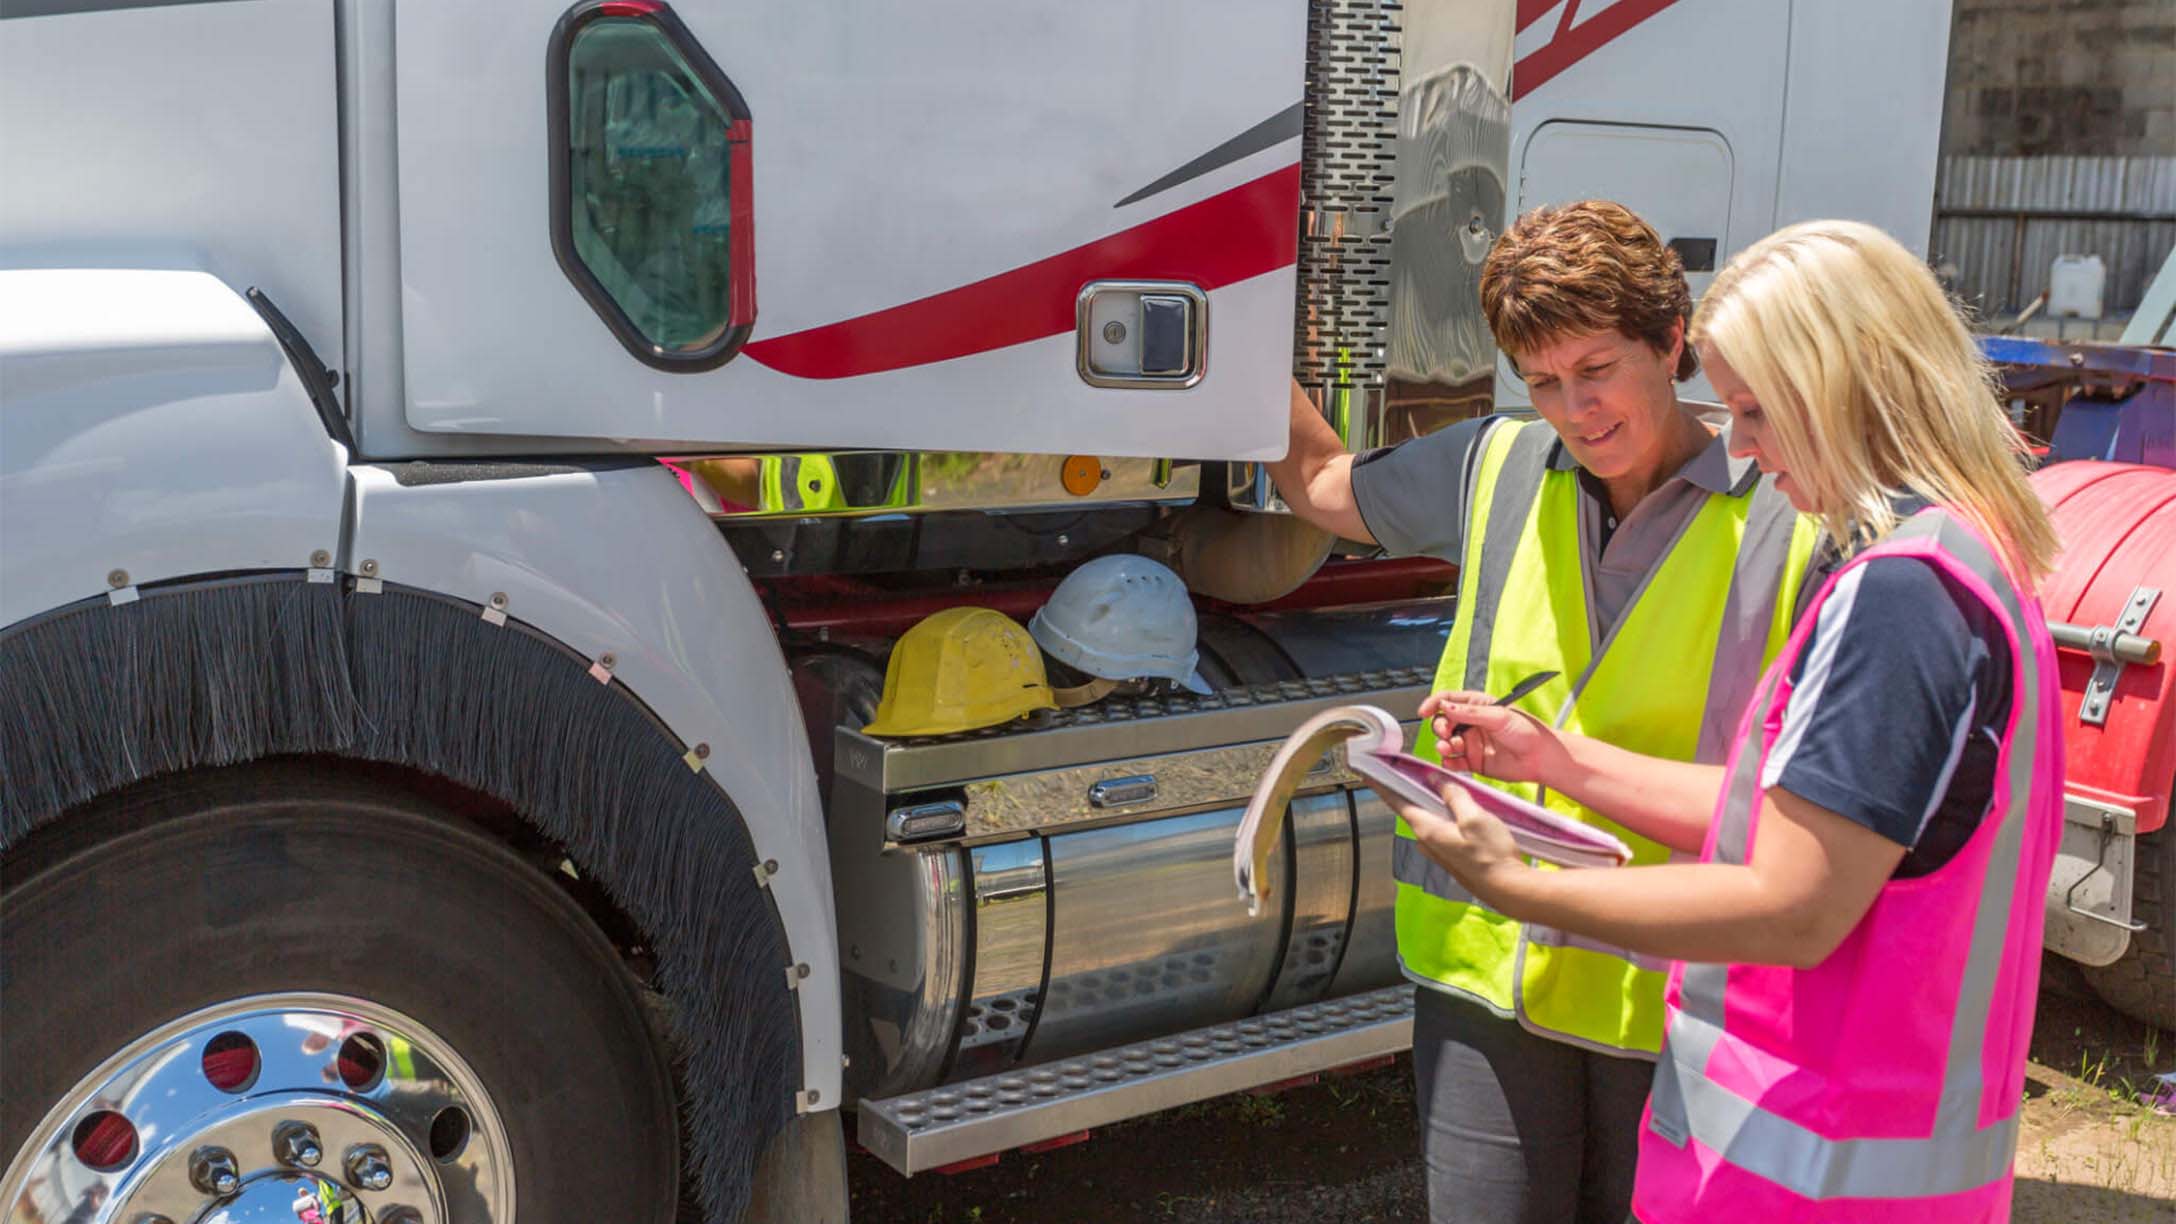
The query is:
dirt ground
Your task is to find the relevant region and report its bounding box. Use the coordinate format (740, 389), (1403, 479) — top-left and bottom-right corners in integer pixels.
(2010, 966), (2176, 1222)
(847, 967), (2174, 1223)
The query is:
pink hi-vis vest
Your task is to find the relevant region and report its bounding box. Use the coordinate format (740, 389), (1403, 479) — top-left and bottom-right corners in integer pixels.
(1634, 508), (2063, 1223)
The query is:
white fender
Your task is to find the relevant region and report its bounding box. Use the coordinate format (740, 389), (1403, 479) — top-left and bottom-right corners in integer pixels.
(0, 266), (841, 1105)
(346, 461), (843, 1105)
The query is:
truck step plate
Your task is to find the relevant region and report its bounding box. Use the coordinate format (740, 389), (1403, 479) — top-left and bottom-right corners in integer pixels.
(838, 666), (1435, 792)
(856, 985), (1415, 1174)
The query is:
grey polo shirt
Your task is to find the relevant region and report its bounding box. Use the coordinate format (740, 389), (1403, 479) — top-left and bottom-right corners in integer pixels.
(1349, 411), (1764, 639)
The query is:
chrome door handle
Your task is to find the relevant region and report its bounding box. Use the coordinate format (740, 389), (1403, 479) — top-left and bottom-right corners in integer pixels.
(1076, 281), (1207, 389)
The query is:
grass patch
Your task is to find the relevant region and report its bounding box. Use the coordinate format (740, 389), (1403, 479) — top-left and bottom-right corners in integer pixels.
(2019, 1014), (2176, 1200)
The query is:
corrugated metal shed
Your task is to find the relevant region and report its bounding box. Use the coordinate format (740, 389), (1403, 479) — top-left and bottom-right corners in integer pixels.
(1932, 155), (2176, 319)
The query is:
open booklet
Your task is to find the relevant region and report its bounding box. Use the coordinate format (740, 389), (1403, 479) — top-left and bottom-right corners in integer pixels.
(1233, 705), (1632, 915)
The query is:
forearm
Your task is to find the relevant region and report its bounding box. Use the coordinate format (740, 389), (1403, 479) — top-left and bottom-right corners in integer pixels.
(1492, 861), (1823, 967)
(1407, 782), (1898, 972)
(1264, 383), (1374, 543)
(1552, 735), (1725, 855)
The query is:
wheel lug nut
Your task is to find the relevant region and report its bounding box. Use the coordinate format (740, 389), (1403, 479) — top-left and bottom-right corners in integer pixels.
(345, 1143), (394, 1191)
(189, 1145), (242, 1196)
(378, 1209), (423, 1224)
(274, 1120), (323, 1168)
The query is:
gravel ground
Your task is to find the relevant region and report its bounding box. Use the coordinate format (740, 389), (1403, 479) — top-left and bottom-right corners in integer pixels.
(848, 971), (2174, 1223)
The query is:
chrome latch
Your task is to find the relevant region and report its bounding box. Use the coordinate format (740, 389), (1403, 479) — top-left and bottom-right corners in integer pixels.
(1076, 281), (1207, 389)
(2079, 586), (2161, 726)
(1087, 775), (1158, 808)
(887, 799), (967, 843)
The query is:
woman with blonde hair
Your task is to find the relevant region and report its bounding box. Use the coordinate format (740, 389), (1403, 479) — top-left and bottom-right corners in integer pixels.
(1409, 219), (2063, 1222)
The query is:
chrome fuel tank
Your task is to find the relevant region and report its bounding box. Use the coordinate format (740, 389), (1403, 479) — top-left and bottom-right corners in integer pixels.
(821, 599), (1450, 1104)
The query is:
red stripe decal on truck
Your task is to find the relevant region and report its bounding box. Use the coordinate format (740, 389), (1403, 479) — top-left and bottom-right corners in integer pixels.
(743, 163), (1301, 380)
(1512, 0), (1680, 101)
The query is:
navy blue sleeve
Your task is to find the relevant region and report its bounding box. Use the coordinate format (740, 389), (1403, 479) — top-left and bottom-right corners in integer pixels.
(1759, 556), (2009, 856)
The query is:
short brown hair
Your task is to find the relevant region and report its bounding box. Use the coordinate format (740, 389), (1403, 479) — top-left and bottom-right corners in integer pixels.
(1480, 200), (1697, 380)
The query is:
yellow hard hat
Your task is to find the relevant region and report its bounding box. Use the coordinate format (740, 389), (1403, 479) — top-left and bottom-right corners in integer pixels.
(862, 607), (1058, 737)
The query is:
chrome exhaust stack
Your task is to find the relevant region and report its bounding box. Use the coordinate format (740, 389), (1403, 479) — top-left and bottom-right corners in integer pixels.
(1231, 0), (1515, 512)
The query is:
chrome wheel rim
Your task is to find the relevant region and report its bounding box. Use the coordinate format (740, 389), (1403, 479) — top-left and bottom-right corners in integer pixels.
(4, 993), (515, 1224)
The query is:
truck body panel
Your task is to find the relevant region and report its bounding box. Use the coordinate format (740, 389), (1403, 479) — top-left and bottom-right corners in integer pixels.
(385, 0), (1305, 459)
(0, 269), (349, 627)
(0, 1), (344, 379)
(1498, 0), (1952, 407)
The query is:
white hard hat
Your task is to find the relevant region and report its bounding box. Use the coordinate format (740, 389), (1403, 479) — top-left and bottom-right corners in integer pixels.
(1029, 555), (1213, 695)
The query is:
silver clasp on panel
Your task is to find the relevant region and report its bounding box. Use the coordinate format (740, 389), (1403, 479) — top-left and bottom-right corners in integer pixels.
(1087, 775), (1159, 809)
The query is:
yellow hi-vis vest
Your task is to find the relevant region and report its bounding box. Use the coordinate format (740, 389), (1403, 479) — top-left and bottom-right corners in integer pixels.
(1393, 418), (1820, 1057)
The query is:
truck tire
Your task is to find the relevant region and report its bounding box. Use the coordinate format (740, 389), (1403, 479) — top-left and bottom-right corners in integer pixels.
(1, 765), (680, 1223)
(2080, 813), (2176, 1033)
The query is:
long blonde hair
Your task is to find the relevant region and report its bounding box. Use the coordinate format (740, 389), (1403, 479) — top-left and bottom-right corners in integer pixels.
(1690, 220), (2057, 588)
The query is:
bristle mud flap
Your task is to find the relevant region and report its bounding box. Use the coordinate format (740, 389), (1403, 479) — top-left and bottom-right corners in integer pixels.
(0, 576), (802, 1223)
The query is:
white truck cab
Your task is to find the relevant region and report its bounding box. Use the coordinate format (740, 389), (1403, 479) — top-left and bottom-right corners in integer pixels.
(25, 7), (2144, 1224)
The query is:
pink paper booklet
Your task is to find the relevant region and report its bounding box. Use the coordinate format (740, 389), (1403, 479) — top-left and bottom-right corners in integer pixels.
(1233, 705), (1631, 915)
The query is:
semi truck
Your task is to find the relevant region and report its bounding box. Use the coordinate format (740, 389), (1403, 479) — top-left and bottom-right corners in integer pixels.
(1, 1), (2166, 1222)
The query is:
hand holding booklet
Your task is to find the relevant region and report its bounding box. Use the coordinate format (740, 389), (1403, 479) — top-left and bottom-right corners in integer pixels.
(1232, 705), (1631, 915)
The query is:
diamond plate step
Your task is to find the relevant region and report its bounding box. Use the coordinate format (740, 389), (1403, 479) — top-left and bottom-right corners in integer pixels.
(855, 985), (1415, 1175)
(837, 666), (1435, 792)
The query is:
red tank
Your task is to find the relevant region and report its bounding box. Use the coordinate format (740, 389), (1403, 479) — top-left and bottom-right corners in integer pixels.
(2032, 460), (2176, 835)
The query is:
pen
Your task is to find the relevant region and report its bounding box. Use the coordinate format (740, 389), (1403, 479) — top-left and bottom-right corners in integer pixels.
(1447, 670), (1560, 738)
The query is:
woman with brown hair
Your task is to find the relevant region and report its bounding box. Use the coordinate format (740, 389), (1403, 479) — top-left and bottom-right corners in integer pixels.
(1267, 200), (1823, 1223)
(1409, 219), (2062, 1222)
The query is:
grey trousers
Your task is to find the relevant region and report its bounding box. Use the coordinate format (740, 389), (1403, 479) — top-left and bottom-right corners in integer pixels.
(1413, 985), (1653, 1224)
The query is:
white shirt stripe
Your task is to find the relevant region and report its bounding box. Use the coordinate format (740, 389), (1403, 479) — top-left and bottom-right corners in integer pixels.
(1760, 565), (1866, 788)
(1912, 691), (1981, 845)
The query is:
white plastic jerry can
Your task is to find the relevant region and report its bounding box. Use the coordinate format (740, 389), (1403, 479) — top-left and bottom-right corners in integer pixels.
(2049, 254), (2107, 320)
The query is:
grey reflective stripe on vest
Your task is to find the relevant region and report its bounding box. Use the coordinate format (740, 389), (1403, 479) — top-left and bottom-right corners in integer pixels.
(1525, 921), (1673, 972)
(1928, 514), (2039, 1125)
(1459, 422), (1556, 690)
(1695, 478), (1805, 765)
(1393, 834), (1477, 905)
(1653, 510), (2045, 1200)
(1390, 425), (1526, 900)
(1652, 1008), (2022, 1196)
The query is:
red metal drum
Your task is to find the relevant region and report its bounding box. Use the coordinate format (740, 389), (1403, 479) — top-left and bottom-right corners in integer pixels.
(2032, 460), (2176, 833)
